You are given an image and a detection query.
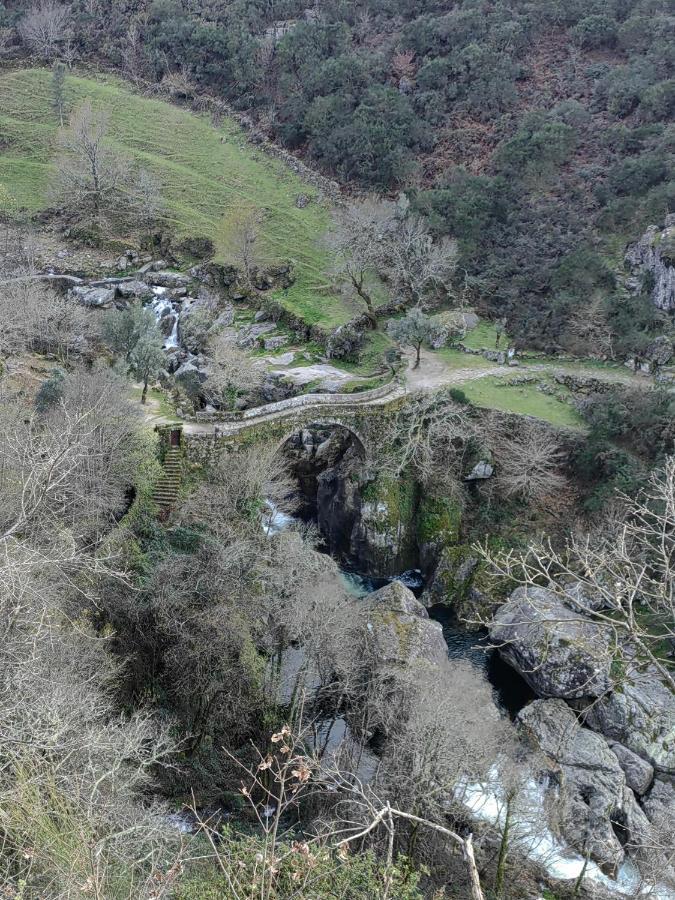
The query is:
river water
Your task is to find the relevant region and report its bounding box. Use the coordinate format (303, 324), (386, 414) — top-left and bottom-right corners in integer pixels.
(339, 566), (534, 717)
(260, 499), (675, 899)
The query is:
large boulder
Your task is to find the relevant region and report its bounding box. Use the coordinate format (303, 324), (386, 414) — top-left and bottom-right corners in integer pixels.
(518, 699), (644, 874)
(644, 335), (674, 367)
(582, 666), (675, 775)
(148, 270), (192, 289)
(237, 322), (276, 348)
(116, 279), (153, 300)
(490, 586), (612, 699)
(174, 361), (208, 383)
(70, 285), (115, 308)
(360, 581), (448, 670)
(642, 778), (675, 832)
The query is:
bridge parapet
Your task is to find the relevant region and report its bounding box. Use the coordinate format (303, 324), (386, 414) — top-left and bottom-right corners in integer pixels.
(185, 382), (408, 465)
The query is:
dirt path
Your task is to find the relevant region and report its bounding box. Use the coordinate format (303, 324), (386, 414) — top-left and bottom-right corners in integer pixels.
(403, 348), (505, 389)
(140, 348), (664, 437)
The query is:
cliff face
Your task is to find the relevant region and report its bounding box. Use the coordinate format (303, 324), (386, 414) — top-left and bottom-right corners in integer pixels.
(625, 215), (675, 312)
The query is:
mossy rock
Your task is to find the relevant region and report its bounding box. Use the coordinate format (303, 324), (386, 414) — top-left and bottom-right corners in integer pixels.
(417, 495), (461, 548)
(361, 473), (417, 533)
(356, 474), (419, 574)
(429, 544), (478, 607)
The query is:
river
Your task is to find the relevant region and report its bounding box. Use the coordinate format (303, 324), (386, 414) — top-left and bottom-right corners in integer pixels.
(261, 498), (675, 899)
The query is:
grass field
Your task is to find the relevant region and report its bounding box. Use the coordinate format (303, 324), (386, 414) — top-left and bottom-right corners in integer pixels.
(0, 67), (358, 329)
(460, 320), (500, 351)
(460, 376), (583, 428)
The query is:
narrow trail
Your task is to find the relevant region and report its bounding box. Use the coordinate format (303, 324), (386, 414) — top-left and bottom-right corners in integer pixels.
(140, 347), (662, 437)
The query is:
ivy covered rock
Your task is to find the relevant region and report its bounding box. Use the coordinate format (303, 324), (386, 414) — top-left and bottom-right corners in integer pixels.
(349, 474), (418, 576)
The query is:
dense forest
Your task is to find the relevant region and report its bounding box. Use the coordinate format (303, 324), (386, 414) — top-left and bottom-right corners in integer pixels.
(3, 0), (674, 352)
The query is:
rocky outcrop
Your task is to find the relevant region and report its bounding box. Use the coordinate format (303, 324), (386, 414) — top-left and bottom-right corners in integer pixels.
(582, 666), (675, 775)
(116, 279), (153, 300)
(608, 742), (654, 796)
(518, 699), (649, 874)
(642, 777), (675, 833)
(644, 334), (674, 367)
(147, 270), (193, 289)
(360, 581), (448, 670)
(490, 586), (612, 699)
(237, 322), (277, 348)
(625, 215), (675, 311)
(349, 474), (418, 576)
(282, 425), (364, 522)
(69, 285), (115, 308)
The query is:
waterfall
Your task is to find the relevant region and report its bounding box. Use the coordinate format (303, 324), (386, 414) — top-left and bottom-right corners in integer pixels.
(149, 286), (179, 349)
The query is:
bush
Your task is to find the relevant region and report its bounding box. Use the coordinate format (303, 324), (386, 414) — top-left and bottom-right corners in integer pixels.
(174, 833), (423, 900)
(35, 369), (65, 412)
(449, 387), (471, 405)
(177, 234), (215, 259)
(640, 80), (675, 122)
(572, 15), (618, 49)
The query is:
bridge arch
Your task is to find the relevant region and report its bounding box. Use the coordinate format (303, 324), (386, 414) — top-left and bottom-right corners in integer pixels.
(274, 419), (368, 460)
(275, 421), (367, 525)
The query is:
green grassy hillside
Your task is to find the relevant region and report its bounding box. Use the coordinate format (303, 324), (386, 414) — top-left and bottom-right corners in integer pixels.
(0, 67), (356, 329)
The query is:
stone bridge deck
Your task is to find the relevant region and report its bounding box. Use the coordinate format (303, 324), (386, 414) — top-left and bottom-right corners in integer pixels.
(182, 379), (408, 459)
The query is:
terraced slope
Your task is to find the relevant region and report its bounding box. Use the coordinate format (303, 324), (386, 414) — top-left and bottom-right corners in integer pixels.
(0, 67), (356, 328)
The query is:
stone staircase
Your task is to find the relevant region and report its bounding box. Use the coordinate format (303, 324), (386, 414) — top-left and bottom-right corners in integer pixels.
(152, 447), (183, 514)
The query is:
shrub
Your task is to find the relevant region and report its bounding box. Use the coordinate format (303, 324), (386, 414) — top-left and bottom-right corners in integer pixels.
(177, 234), (215, 259)
(449, 387), (471, 405)
(35, 368), (65, 412)
(572, 15), (618, 49)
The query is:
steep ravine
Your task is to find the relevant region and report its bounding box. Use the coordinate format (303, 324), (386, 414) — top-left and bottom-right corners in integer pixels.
(274, 426), (675, 900)
(279, 424), (533, 715)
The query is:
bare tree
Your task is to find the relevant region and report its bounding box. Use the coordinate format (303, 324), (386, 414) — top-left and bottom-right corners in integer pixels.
(491, 421), (567, 504)
(477, 456), (675, 692)
(230, 210), (265, 285)
(327, 200), (392, 328)
(0, 370), (181, 898)
(50, 101), (163, 230)
(18, 0), (69, 59)
(50, 101), (127, 226)
(567, 295), (615, 359)
(1, 369), (147, 543)
(379, 390), (476, 490)
(121, 19), (147, 83)
(383, 213), (458, 309)
(51, 59), (67, 125)
(0, 279), (91, 359)
(201, 330), (265, 410)
(328, 200), (458, 325)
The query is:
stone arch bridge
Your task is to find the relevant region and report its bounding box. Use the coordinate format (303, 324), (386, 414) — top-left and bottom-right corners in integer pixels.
(181, 381), (408, 464)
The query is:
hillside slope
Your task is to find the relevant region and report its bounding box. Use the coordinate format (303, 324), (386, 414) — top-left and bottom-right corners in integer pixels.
(2, 0), (672, 354)
(0, 67), (356, 328)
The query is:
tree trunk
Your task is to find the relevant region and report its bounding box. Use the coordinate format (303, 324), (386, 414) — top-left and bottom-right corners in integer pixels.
(352, 275), (378, 329)
(141, 374), (149, 404)
(462, 834), (485, 900)
(414, 342), (422, 368)
(494, 796), (512, 897)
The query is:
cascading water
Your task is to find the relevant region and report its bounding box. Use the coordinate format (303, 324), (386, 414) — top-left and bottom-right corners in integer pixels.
(150, 286), (179, 349)
(259, 499), (674, 899)
(458, 771), (675, 899)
